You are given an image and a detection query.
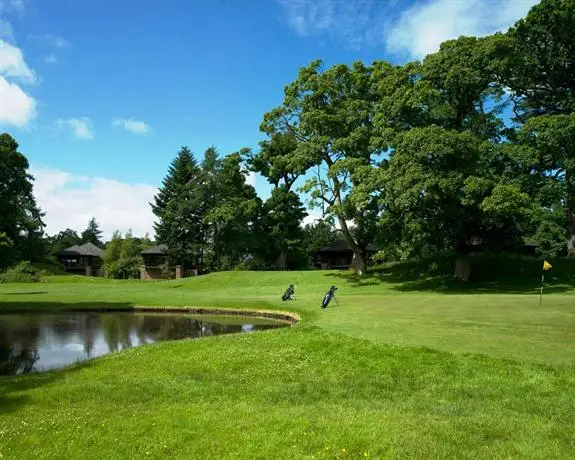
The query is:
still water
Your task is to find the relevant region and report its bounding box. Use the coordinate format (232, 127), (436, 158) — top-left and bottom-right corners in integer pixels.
(0, 311), (288, 375)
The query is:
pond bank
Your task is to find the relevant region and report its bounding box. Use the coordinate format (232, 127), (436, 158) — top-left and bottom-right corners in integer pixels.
(0, 304), (301, 325)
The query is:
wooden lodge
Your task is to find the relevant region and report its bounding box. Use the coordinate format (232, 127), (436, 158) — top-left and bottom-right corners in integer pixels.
(57, 242), (104, 276)
(311, 239), (378, 270)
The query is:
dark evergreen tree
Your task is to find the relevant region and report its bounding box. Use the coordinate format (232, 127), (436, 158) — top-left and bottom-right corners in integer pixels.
(263, 186), (307, 269)
(199, 146), (222, 271)
(206, 151), (263, 270)
(0, 133), (46, 268)
(151, 146), (203, 268)
(80, 217), (103, 247)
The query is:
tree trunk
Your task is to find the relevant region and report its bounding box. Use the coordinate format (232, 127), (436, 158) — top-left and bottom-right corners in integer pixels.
(454, 254), (471, 282)
(566, 167), (575, 256)
(351, 250), (367, 276)
(277, 250), (287, 270)
(336, 214), (366, 275)
(565, 168), (575, 256)
(567, 210), (575, 256)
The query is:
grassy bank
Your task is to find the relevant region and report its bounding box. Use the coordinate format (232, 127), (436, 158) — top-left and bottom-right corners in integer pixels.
(1, 268), (574, 458)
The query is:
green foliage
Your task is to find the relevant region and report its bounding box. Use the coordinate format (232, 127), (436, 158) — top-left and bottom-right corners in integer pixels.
(261, 60), (384, 274)
(48, 228), (82, 255)
(0, 133), (46, 268)
(151, 146), (204, 268)
(378, 127), (535, 258)
(533, 210), (567, 258)
(80, 217), (103, 247)
(302, 218), (338, 255)
(204, 151), (264, 270)
(0, 260), (39, 283)
(160, 259), (173, 280)
(506, 0), (575, 119)
(246, 132), (302, 189)
(102, 231), (143, 279)
(262, 186), (308, 269)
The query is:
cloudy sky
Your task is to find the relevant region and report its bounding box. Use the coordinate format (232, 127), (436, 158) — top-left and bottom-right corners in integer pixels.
(0, 0), (538, 239)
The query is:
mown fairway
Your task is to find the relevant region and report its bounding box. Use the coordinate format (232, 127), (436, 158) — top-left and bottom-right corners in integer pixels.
(1, 269), (574, 459)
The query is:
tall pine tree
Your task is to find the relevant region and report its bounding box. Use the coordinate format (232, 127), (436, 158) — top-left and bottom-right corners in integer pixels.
(151, 146), (204, 269)
(81, 217), (103, 247)
(206, 151), (263, 270)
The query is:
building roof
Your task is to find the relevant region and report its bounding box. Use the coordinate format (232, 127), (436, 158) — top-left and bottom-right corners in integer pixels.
(140, 244), (168, 255)
(59, 242), (104, 257)
(315, 239), (378, 253)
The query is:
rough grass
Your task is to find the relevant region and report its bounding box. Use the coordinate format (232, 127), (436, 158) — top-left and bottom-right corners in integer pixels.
(1, 263), (575, 459)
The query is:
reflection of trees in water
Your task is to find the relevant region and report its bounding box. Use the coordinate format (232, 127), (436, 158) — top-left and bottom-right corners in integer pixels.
(100, 314), (134, 353)
(0, 319), (41, 375)
(0, 345), (39, 375)
(81, 314), (98, 357)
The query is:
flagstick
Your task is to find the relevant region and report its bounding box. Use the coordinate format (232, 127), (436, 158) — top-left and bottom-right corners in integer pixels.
(539, 273), (545, 306)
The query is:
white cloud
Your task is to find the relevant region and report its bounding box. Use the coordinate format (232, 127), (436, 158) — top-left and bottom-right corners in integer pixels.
(44, 53), (56, 64)
(244, 171), (257, 187)
(0, 24), (37, 127)
(0, 38), (35, 83)
(112, 117), (151, 135)
(275, 0), (380, 49)
(386, 0), (539, 59)
(0, 74), (35, 126)
(30, 166), (157, 240)
(276, 0), (538, 58)
(302, 212), (323, 227)
(55, 117), (94, 140)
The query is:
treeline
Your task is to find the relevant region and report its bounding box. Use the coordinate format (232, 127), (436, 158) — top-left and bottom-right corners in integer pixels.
(244, 0), (575, 276)
(0, 133), (337, 275)
(150, 146), (313, 272)
(1, 0), (573, 278)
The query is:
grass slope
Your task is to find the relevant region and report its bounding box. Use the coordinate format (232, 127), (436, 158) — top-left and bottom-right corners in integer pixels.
(1, 267), (575, 459)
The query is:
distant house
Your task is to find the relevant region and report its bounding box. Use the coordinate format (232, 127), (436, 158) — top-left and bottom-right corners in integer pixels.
(311, 239), (378, 269)
(57, 242), (104, 276)
(139, 245), (198, 280)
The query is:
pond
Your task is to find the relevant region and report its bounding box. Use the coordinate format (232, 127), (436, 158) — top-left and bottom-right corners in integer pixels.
(0, 311), (289, 376)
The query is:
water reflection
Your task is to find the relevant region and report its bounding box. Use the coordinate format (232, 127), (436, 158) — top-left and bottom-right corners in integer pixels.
(0, 312), (286, 375)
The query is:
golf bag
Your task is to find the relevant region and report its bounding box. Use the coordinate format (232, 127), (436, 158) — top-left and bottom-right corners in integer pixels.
(321, 285), (337, 309)
(281, 284), (295, 301)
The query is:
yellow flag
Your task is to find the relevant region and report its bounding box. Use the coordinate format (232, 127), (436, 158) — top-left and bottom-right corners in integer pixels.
(543, 260), (552, 271)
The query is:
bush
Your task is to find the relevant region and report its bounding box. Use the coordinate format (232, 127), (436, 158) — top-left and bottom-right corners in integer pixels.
(0, 261), (40, 283)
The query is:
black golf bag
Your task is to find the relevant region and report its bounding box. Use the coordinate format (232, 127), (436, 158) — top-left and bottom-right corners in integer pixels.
(321, 285), (337, 308)
(282, 284), (295, 301)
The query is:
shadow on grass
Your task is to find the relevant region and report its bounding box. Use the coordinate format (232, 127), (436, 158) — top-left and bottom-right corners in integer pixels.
(3, 291), (48, 295)
(324, 254), (575, 295)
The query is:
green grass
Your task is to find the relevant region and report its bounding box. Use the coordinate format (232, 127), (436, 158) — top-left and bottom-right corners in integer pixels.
(1, 266), (575, 459)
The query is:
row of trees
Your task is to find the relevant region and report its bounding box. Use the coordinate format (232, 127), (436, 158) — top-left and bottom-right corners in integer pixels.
(0, 131), (336, 273)
(240, 0), (574, 276)
(150, 146), (332, 272)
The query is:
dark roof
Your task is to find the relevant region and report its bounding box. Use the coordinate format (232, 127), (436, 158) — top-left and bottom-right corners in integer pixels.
(315, 239), (378, 253)
(141, 244), (168, 255)
(59, 242), (104, 257)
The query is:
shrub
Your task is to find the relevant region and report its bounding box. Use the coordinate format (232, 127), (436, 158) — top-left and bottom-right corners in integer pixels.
(0, 261), (40, 283)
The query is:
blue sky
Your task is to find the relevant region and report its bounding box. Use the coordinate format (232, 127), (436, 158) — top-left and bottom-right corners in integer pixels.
(0, 0), (538, 239)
